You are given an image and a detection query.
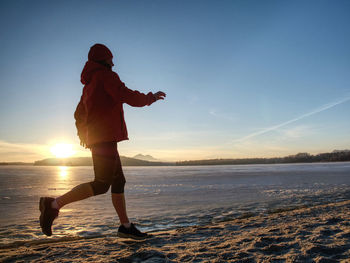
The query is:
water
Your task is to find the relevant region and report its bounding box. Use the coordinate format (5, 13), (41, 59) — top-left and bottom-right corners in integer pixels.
(0, 162), (350, 247)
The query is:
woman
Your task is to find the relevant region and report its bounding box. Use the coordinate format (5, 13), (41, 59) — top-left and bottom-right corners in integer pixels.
(39, 43), (166, 239)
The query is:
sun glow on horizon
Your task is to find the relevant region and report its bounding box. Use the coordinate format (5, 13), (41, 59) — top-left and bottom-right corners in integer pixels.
(50, 143), (75, 158)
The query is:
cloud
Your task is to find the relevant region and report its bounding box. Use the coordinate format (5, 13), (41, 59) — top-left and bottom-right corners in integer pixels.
(0, 140), (48, 162)
(187, 95), (199, 105)
(233, 94), (350, 143)
(280, 125), (313, 139)
(209, 108), (237, 122)
(230, 139), (290, 157)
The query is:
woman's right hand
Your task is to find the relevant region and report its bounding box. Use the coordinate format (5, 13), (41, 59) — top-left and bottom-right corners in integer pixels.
(154, 91), (166, 101)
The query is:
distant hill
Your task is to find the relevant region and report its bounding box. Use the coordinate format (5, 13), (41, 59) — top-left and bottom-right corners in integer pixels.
(34, 157), (92, 166)
(133, 154), (159, 162)
(34, 156), (172, 166)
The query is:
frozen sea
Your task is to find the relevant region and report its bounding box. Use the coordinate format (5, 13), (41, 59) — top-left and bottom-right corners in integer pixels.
(0, 162), (350, 247)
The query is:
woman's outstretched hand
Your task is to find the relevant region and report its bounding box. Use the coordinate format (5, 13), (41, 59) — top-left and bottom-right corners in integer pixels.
(154, 91), (166, 101)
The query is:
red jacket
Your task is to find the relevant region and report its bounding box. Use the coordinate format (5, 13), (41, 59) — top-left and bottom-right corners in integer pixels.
(74, 61), (156, 147)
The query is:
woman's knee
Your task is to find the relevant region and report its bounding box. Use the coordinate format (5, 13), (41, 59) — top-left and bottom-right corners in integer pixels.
(89, 180), (110, 195)
(111, 176), (126, 194)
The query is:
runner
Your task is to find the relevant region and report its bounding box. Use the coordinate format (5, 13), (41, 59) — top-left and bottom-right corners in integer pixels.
(39, 43), (166, 240)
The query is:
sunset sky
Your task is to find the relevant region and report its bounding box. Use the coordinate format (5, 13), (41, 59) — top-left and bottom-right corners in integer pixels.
(0, 1), (349, 162)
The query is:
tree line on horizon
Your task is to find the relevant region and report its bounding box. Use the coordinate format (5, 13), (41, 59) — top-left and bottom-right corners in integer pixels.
(175, 151), (350, 166)
(1, 150), (349, 166)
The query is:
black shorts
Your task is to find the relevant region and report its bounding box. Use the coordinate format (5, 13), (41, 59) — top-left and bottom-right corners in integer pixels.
(90, 142), (126, 194)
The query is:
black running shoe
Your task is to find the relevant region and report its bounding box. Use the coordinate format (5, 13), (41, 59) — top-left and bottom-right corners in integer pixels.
(39, 197), (59, 236)
(117, 223), (148, 240)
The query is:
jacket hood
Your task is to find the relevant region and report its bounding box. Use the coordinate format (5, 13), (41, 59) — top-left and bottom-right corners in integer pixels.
(88, 44), (113, 62)
(81, 60), (109, 85)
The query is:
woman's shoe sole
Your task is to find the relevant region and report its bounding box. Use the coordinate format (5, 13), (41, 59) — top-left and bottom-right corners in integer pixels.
(117, 232), (147, 240)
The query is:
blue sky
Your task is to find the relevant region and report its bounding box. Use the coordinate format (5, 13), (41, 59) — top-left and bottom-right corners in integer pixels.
(0, 0), (349, 162)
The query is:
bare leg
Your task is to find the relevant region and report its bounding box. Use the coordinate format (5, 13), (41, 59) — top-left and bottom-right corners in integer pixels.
(55, 183), (94, 209)
(112, 193), (130, 224)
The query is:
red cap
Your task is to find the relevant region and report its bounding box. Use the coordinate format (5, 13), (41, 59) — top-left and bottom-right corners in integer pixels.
(88, 44), (113, 61)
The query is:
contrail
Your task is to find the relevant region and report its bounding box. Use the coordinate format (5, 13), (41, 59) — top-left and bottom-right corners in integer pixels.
(234, 95), (350, 142)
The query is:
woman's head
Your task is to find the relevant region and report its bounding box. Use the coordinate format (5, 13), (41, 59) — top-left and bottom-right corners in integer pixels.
(88, 43), (113, 62)
(88, 44), (114, 69)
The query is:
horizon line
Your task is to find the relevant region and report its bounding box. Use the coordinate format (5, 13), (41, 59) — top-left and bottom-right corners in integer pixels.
(2, 149), (349, 164)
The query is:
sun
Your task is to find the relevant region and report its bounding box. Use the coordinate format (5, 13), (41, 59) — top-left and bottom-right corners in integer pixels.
(50, 143), (76, 158)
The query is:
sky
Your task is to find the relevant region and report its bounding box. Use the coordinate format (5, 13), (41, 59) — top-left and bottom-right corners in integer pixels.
(0, 0), (349, 162)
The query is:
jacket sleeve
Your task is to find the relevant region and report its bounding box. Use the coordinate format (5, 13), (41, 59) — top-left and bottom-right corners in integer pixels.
(104, 71), (156, 107)
(121, 86), (156, 107)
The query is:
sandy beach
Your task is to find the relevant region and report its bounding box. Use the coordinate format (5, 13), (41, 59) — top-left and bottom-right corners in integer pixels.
(1, 200), (349, 262)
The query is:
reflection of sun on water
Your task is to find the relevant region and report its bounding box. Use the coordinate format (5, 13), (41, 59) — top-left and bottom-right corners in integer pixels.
(58, 166), (69, 179)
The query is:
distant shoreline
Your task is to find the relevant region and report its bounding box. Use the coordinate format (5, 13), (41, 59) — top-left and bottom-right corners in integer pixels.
(0, 162), (33, 166)
(1, 150), (349, 167)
